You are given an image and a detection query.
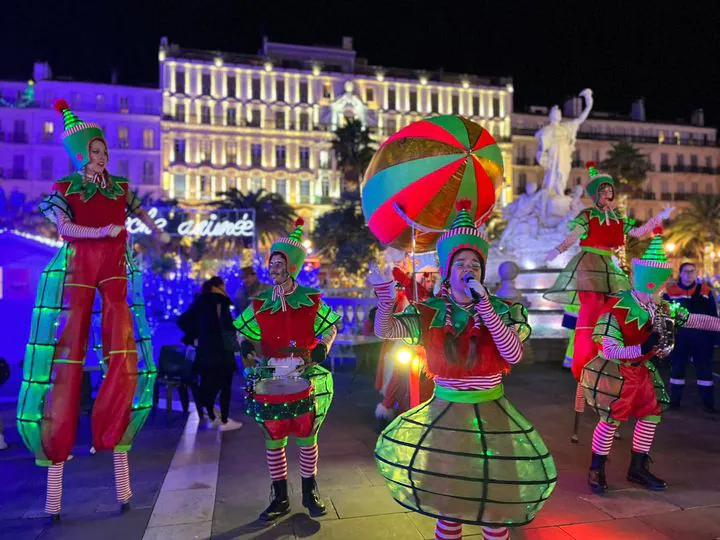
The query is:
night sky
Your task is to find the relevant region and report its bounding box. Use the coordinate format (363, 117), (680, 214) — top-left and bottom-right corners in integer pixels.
(4, 0), (719, 127)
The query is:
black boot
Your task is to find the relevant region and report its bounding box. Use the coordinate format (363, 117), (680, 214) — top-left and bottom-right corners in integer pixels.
(698, 384), (716, 414)
(259, 480), (291, 521)
(587, 452), (608, 494)
(627, 451), (667, 491)
(669, 383), (684, 409)
(301, 476), (327, 517)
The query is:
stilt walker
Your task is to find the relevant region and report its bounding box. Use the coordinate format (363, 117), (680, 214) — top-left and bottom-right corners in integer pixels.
(581, 232), (720, 494)
(16, 100), (167, 520)
(235, 218), (341, 521)
(544, 162), (673, 441)
(370, 201), (557, 540)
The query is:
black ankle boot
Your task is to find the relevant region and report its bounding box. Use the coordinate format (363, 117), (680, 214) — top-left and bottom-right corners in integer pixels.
(259, 480), (291, 521)
(587, 452), (608, 494)
(627, 451), (667, 491)
(301, 476), (327, 517)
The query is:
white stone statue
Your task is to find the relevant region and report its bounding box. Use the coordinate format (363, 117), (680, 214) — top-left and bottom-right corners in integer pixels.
(497, 181), (542, 250)
(331, 81), (367, 130)
(535, 89), (594, 197)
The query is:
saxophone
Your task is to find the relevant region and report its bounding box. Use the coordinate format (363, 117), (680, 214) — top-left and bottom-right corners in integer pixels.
(652, 301), (676, 358)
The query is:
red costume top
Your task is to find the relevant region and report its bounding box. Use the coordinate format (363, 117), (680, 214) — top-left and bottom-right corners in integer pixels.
(573, 208), (634, 251)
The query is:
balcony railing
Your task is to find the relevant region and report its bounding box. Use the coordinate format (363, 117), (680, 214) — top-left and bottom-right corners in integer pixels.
(514, 157), (530, 165)
(660, 164), (671, 172)
(0, 132), (29, 144)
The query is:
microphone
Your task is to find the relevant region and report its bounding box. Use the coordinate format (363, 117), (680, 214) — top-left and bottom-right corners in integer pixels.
(464, 274), (481, 302)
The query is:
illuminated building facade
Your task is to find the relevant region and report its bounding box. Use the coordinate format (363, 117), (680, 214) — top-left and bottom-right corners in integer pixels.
(158, 36), (514, 227)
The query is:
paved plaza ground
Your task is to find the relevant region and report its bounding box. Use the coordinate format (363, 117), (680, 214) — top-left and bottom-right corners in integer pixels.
(1, 362), (720, 539)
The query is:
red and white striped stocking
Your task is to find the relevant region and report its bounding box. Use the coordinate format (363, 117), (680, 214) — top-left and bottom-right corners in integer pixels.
(113, 451), (132, 503)
(266, 447), (288, 481)
(45, 463), (64, 515)
(299, 444), (319, 478)
(435, 519), (462, 540)
(632, 420), (658, 453)
(574, 382), (586, 413)
(483, 526), (510, 540)
(591, 420), (618, 455)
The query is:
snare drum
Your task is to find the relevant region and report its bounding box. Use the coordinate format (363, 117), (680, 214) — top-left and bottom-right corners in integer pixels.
(247, 377), (314, 422)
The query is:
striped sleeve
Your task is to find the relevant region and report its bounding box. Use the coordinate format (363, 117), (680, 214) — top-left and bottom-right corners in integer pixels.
(601, 336), (642, 360)
(684, 313), (720, 332)
(54, 208), (111, 239)
(373, 281), (413, 340)
(476, 299), (522, 364)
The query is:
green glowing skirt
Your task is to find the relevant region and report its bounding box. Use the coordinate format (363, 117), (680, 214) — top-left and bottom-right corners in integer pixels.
(375, 384), (557, 527)
(544, 249), (630, 305)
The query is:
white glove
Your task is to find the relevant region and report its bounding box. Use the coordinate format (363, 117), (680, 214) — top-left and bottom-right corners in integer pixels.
(367, 261), (393, 286)
(104, 224), (125, 238)
(158, 231), (172, 244)
(466, 278), (489, 300)
(658, 205), (675, 222)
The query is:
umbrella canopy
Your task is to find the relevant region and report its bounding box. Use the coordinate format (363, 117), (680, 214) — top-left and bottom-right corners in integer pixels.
(361, 116), (504, 253)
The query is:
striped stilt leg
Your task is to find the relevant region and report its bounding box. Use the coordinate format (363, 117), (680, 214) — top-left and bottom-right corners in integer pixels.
(113, 451), (132, 511)
(45, 463), (64, 519)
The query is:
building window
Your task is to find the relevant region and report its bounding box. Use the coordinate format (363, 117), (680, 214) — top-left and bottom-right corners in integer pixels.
(319, 150), (330, 169)
(451, 94), (459, 115)
(174, 139), (186, 163)
(388, 88), (396, 110)
(299, 179), (311, 204)
(251, 144), (262, 168)
(299, 81), (309, 103)
(176, 71), (185, 94)
(142, 161), (154, 184)
(365, 87), (375, 102)
(472, 95), (480, 116)
(251, 77), (261, 99)
(117, 159), (129, 177)
(690, 154), (699, 171)
(275, 145), (286, 168)
(676, 154), (685, 167)
(42, 121), (54, 143)
(96, 94), (105, 111)
(227, 76), (236, 98)
(386, 117), (397, 135)
(677, 181), (685, 194)
(173, 174), (186, 196)
(199, 175), (210, 199)
(248, 109), (261, 128)
(691, 182), (699, 193)
(119, 96), (129, 113)
(409, 90), (418, 111)
(201, 105), (211, 124)
(431, 92), (439, 113)
(175, 103), (185, 122)
(299, 147), (310, 169)
(250, 176), (262, 192)
(202, 74), (211, 96)
(321, 177), (330, 198)
(518, 173), (527, 194)
(118, 126), (129, 148)
(276, 79), (285, 102)
(40, 156), (53, 181)
(227, 108), (237, 126)
(275, 111), (285, 130)
(201, 140), (212, 163)
(275, 177), (287, 199)
(706, 156), (713, 171)
(299, 112), (310, 131)
(142, 128), (154, 149)
(322, 83), (332, 99)
(660, 153), (669, 170)
(226, 142), (237, 165)
(492, 96), (501, 117)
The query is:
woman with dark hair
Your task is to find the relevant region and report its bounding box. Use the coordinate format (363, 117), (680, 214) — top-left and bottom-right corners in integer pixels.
(369, 201), (556, 540)
(195, 276), (242, 431)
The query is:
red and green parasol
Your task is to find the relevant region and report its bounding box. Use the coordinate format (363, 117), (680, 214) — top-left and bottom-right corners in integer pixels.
(361, 115), (504, 253)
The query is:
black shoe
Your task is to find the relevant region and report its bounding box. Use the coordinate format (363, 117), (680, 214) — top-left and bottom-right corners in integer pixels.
(49, 513), (61, 523)
(120, 501), (131, 513)
(259, 480), (291, 521)
(669, 383), (684, 409)
(627, 451), (667, 491)
(301, 476), (327, 517)
(587, 452), (608, 494)
(698, 384), (716, 413)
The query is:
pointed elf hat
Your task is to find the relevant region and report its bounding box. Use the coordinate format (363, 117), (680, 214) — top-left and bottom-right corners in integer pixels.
(632, 228), (673, 294)
(53, 99), (106, 170)
(585, 161), (615, 201)
(270, 217), (307, 279)
(436, 199), (490, 280)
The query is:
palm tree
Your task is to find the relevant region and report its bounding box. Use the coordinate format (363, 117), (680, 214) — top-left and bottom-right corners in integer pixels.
(332, 119), (376, 196)
(667, 195), (720, 269)
(212, 188), (296, 249)
(600, 141), (652, 197)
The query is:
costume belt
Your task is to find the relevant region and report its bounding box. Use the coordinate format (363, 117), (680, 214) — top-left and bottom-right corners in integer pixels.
(433, 384), (504, 403)
(581, 246), (613, 257)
